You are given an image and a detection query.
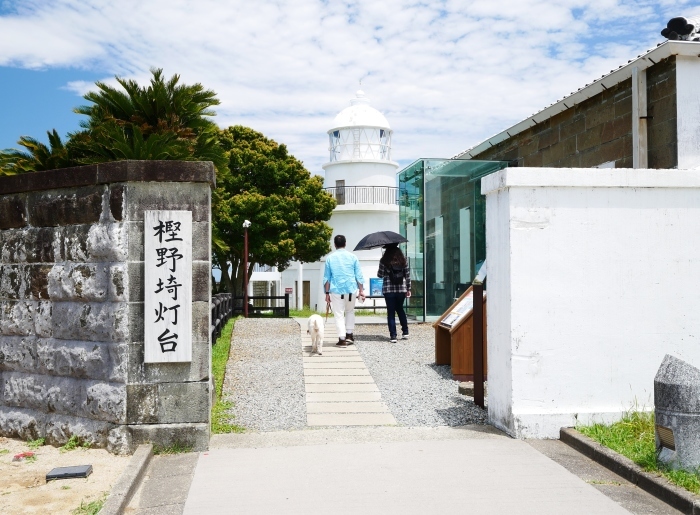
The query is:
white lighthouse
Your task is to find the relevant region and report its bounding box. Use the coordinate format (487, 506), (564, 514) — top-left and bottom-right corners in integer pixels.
(281, 90), (399, 311)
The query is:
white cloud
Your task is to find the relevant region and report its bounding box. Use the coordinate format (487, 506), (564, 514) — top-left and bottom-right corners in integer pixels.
(0, 0), (697, 172)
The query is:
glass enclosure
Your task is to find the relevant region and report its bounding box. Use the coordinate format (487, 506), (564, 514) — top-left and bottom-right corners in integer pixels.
(398, 159), (509, 320)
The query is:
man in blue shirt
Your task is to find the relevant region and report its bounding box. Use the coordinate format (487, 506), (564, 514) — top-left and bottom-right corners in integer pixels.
(323, 235), (365, 347)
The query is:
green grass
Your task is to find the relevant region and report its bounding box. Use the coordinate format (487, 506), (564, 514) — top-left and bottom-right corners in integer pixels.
(0, 449), (9, 455)
(211, 317), (245, 434)
(578, 410), (700, 494)
(59, 435), (90, 452)
(289, 306), (322, 318)
(71, 493), (107, 515)
(153, 442), (194, 455)
(26, 438), (45, 450)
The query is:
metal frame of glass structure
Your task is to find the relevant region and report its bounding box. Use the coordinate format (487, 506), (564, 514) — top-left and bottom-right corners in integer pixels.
(397, 159), (509, 321)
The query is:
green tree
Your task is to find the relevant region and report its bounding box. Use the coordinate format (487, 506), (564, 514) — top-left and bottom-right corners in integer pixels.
(214, 125), (335, 296)
(0, 68), (226, 174)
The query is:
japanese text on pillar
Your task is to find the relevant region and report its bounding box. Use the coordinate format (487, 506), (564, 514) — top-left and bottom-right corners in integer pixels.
(144, 210), (192, 363)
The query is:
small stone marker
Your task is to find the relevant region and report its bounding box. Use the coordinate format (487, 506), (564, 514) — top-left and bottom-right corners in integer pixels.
(458, 381), (488, 397)
(654, 354), (700, 470)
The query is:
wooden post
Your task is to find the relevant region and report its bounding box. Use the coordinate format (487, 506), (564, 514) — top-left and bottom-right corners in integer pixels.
(472, 282), (485, 408)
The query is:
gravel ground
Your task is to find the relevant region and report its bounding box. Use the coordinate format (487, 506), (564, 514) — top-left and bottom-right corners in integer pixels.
(222, 318), (486, 430)
(223, 318), (306, 431)
(353, 323), (488, 427)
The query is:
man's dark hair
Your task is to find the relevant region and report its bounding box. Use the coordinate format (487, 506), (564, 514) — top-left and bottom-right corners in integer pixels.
(334, 235), (346, 248)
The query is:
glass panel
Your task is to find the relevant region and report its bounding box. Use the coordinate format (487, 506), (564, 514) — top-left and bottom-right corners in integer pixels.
(399, 158), (508, 320)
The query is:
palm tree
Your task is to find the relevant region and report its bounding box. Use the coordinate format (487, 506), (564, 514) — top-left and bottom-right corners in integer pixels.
(0, 129), (72, 175)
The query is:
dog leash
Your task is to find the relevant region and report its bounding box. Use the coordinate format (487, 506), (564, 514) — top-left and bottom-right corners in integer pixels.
(325, 301), (331, 323)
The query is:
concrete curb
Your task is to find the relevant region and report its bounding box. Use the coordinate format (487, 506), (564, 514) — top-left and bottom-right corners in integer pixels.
(100, 444), (153, 515)
(560, 428), (700, 515)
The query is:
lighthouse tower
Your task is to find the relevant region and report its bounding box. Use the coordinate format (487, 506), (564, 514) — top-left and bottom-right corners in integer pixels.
(322, 90), (399, 292)
(280, 90), (399, 311)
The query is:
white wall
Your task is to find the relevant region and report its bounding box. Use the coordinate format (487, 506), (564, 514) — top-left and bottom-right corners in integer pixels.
(323, 161), (398, 188)
(676, 56), (700, 169)
(482, 168), (700, 438)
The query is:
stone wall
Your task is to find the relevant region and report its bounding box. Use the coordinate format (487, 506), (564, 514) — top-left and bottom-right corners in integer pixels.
(471, 57), (678, 170)
(0, 161), (213, 453)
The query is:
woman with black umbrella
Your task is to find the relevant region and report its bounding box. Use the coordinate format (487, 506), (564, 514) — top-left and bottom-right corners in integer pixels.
(377, 244), (411, 342)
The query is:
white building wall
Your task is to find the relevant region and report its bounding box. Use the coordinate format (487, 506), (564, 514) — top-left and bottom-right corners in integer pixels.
(676, 56), (700, 169)
(324, 161), (399, 188)
(482, 167), (700, 438)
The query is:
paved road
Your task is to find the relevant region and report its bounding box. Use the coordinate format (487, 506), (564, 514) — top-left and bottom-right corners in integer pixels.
(182, 426), (632, 515)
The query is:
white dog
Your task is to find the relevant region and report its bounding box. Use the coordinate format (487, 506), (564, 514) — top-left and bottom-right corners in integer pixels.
(307, 314), (325, 355)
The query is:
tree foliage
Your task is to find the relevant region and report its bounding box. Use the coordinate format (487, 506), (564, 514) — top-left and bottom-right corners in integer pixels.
(214, 125), (335, 295)
(0, 69), (226, 175)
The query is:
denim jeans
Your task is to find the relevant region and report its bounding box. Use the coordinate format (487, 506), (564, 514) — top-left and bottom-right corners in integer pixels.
(384, 292), (408, 338)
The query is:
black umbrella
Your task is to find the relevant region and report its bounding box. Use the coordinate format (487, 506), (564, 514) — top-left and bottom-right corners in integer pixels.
(353, 231), (408, 251)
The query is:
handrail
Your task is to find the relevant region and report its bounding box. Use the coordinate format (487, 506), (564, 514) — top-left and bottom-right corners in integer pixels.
(324, 186), (398, 205)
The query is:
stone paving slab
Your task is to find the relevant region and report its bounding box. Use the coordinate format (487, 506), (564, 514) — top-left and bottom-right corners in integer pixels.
(306, 402), (389, 413)
(307, 413), (397, 426)
(303, 356), (364, 362)
(303, 361), (368, 368)
(305, 392), (383, 402)
(304, 368), (371, 376)
(305, 376), (375, 383)
(305, 384), (380, 392)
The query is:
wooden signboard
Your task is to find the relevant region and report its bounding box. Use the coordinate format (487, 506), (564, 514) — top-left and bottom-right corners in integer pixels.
(432, 285), (487, 381)
(144, 210), (193, 363)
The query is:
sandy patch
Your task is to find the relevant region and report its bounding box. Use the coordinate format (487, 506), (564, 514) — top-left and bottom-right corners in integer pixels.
(0, 436), (130, 514)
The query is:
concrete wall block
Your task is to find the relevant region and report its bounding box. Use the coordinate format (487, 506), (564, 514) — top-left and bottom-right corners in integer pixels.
(128, 262), (144, 302)
(109, 263), (128, 301)
(0, 301), (34, 336)
(192, 222), (210, 261)
(125, 183), (210, 222)
(0, 335), (38, 372)
(36, 338), (122, 381)
(0, 265), (30, 300)
(2, 371), (125, 423)
(28, 264), (51, 300)
(128, 422), (209, 452)
(27, 186), (105, 227)
(192, 301), (210, 342)
(156, 382), (209, 423)
(62, 225), (91, 261)
(85, 381), (126, 423)
(576, 125), (604, 152)
(0, 195), (27, 230)
(106, 343), (128, 383)
(192, 261), (211, 302)
(109, 184), (124, 222)
(43, 413), (126, 452)
(0, 229), (26, 263)
(0, 405), (44, 441)
(126, 341), (209, 384)
(126, 222), (144, 262)
(35, 301), (52, 337)
(87, 223), (127, 262)
(49, 263), (110, 301)
(126, 384), (158, 424)
(129, 302), (144, 343)
(52, 302), (129, 343)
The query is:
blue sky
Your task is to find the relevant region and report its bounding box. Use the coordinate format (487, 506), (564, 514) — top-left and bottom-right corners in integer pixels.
(0, 0), (697, 173)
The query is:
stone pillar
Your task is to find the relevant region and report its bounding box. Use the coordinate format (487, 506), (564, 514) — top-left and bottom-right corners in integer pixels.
(0, 161), (214, 453)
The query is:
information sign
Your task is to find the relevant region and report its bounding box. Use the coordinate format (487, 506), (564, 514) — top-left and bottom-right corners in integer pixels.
(144, 210), (192, 363)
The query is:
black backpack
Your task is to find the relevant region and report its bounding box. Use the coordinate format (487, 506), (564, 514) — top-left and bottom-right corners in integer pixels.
(389, 265), (405, 285)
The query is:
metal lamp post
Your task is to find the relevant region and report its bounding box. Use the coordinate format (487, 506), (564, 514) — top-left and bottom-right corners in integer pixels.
(243, 220), (251, 318)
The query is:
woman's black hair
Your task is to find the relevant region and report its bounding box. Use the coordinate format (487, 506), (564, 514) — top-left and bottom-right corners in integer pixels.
(380, 245), (407, 268)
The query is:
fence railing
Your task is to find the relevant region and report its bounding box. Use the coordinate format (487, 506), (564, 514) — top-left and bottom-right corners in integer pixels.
(324, 186), (398, 205)
(231, 294), (290, 318)
(361, 295), (424, 314)
(211, 293), (233, 344)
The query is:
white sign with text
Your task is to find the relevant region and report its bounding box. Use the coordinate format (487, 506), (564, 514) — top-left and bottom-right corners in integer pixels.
(144, 210), (192, 363)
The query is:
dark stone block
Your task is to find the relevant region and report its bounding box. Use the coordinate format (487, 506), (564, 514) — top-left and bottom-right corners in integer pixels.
(128, 262), (144, 302)
(126, 384), (158, 424)
(576, 125), (604, 152)
(0, 230), (26, 263)
(0, 265), (29, 300)
(537, 129), (559, 150)
(28, 265), (51, 300)
(0, 165), (98, 196)
(109, 184), (124, 221)
(97, 161), (216, 187)
(25, 228), (56, 263)
(559, 115), (585, 140)
(0, 195), (27, 229)
(27, 186), (104, 227)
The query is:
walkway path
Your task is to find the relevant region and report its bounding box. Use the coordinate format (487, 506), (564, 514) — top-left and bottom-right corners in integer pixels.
(297, 318), (397, 426)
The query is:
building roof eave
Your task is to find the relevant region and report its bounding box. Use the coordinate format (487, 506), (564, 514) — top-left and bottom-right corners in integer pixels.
(455, 40), (700, 159)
